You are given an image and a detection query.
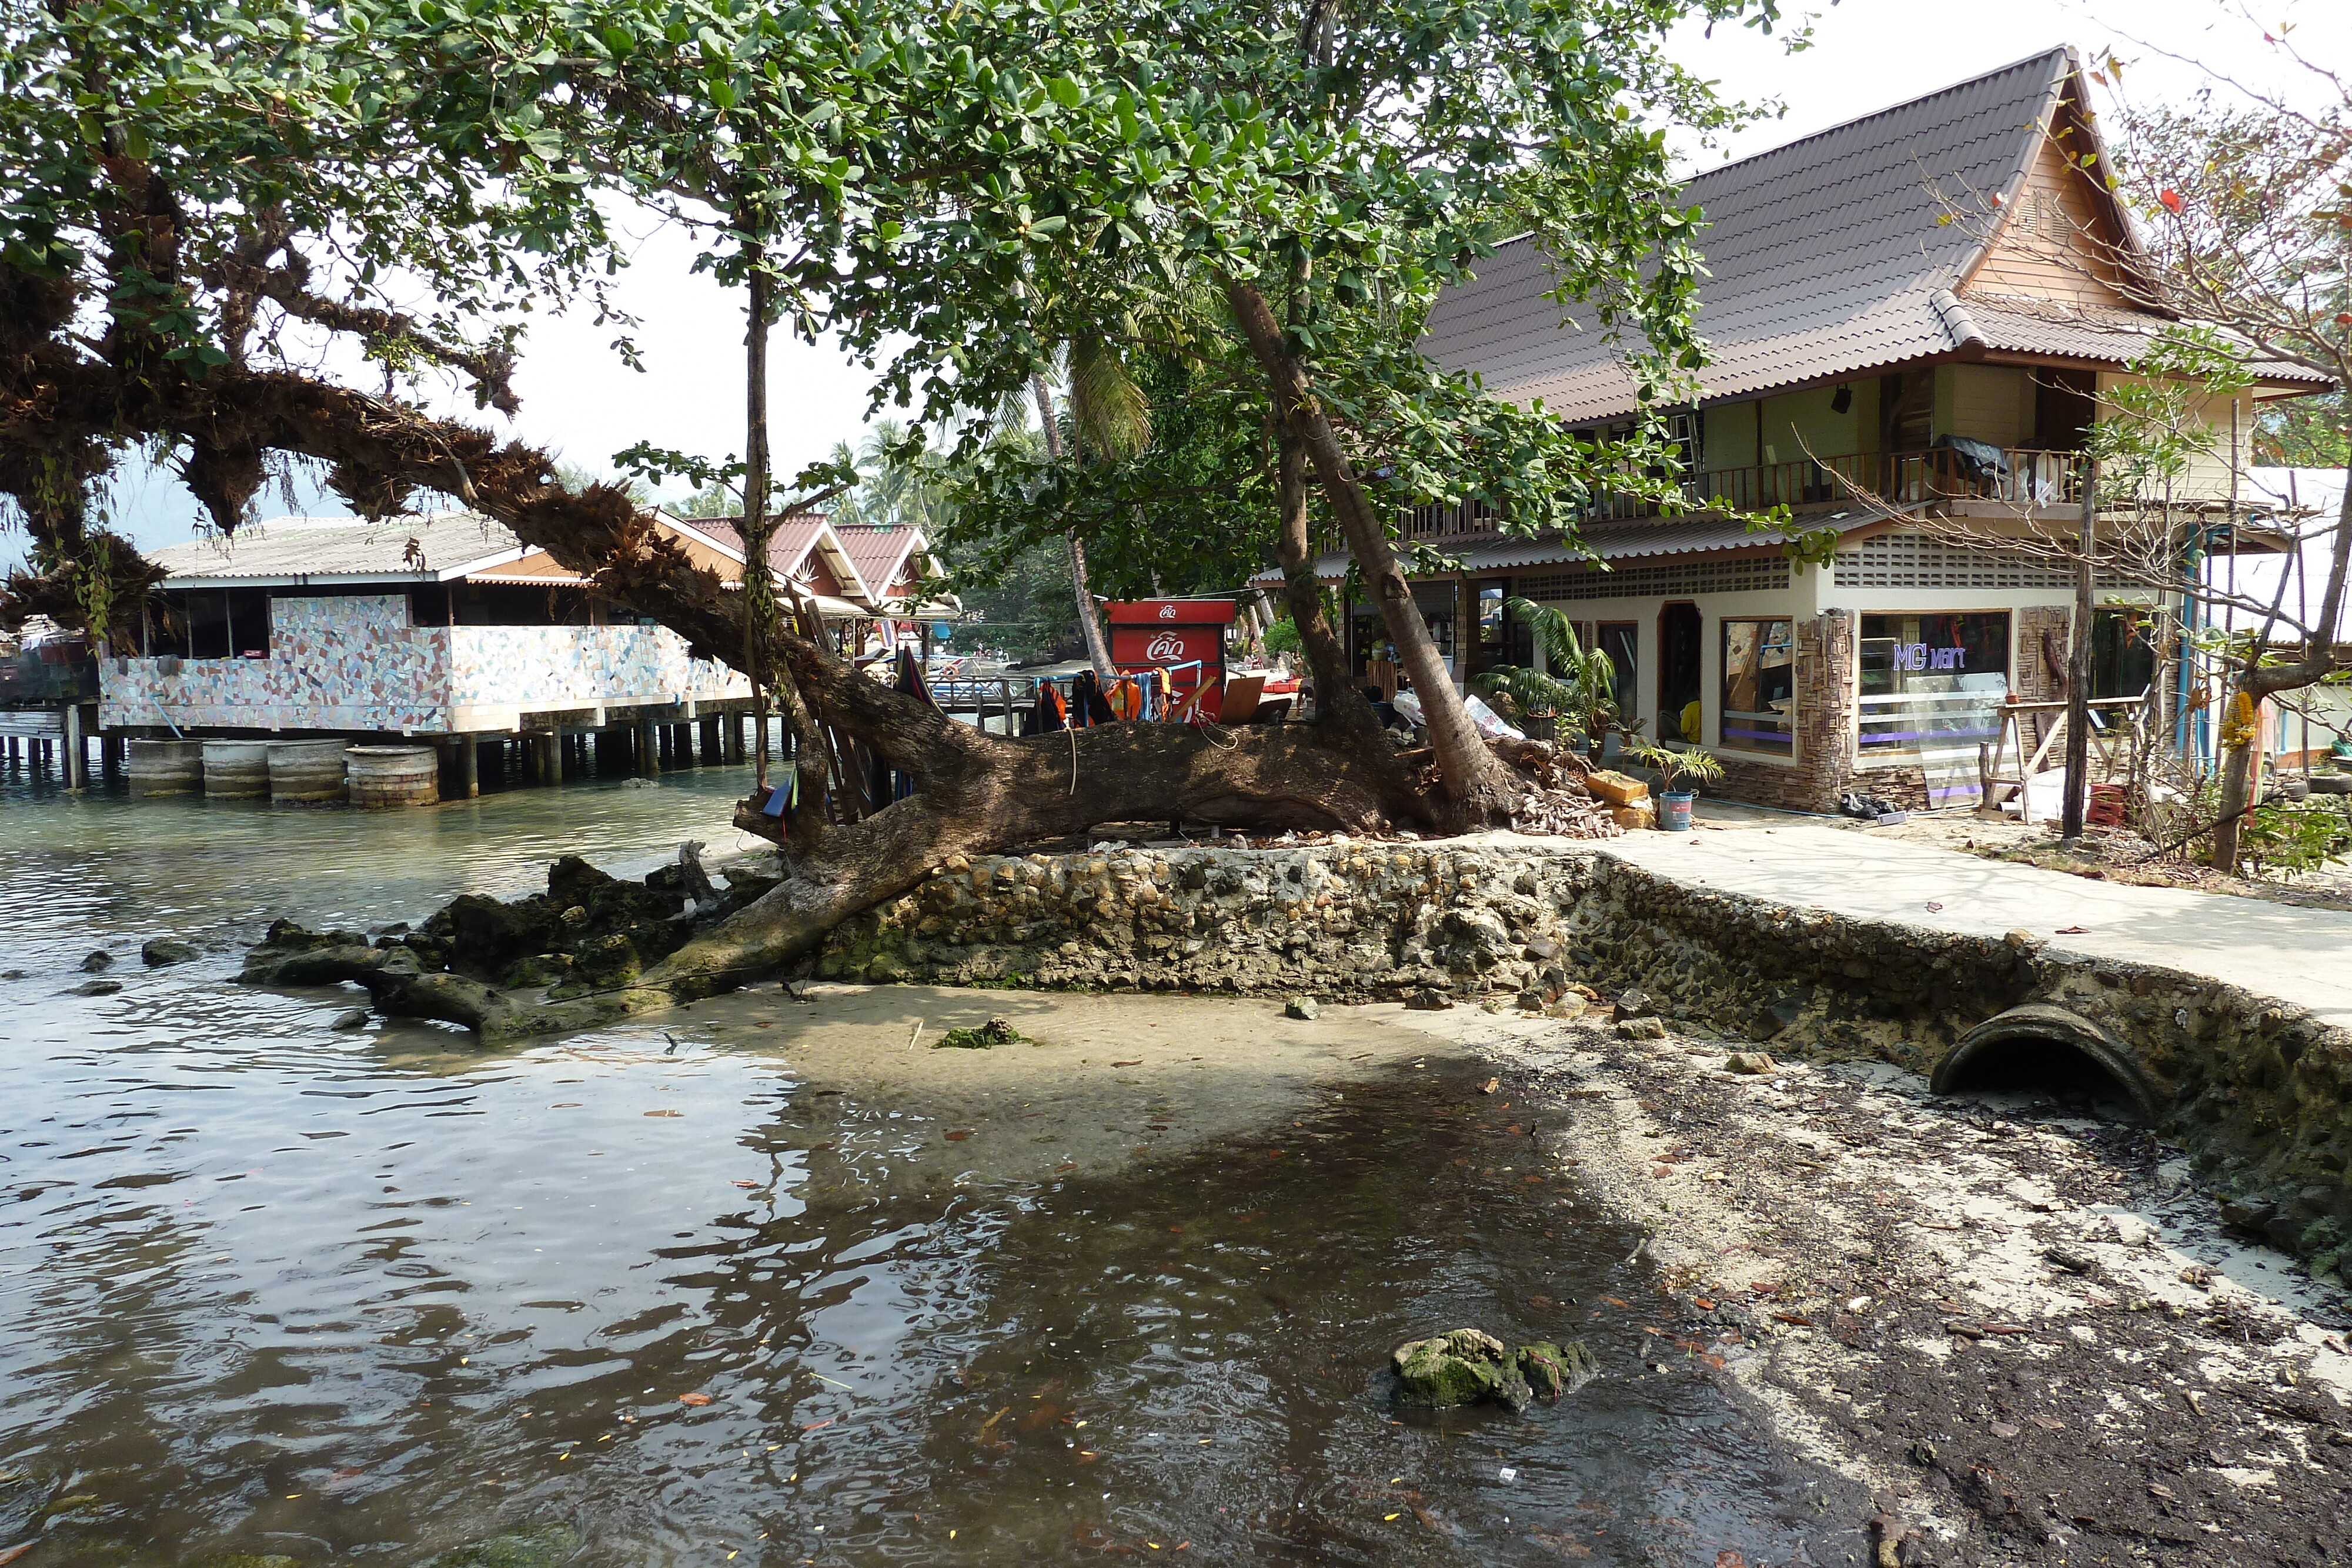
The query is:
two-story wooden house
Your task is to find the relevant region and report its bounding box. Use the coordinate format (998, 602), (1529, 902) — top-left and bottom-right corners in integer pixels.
(1265, 46), (2326, 813)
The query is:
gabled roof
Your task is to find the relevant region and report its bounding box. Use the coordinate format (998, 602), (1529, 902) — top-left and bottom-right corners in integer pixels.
(831, 523), (937, 606)
(1419, 48), (2201, 422)
(686, 513), (875, 604)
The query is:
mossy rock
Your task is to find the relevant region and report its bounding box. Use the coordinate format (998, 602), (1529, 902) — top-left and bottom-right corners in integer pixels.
(935, 1017), (1023, 1049)
(192, 1554), (304, 1568)
(422, 1524), (580, 1568)
(1515, 1339), (1598, 1402)
(1391, 1328), (1531, 1410)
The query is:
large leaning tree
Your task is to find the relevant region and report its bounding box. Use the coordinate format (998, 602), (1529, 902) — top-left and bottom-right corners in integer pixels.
(3, 0), (1777, 1028)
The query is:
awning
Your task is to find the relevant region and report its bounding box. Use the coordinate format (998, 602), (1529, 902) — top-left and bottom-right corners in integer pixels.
(1245, 513), (1881, 589)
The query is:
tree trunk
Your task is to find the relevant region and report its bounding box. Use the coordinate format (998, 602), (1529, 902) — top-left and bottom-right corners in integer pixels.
(2062, 464), (2096, 841)
(1273, 418), (1402, 768)
(1031, 371), (1117, 677)
(743, 259), (774, 791)
(2210, 437), (2352, 870)
(1224, 279), (1521, 824)
(659, 682), (1423, 992)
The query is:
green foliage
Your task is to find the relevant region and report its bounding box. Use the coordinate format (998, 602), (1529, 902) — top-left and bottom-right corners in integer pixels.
(1621, 735), (1724, 795)
(2088, 327), (2253, 507)
(1474, 597), (1621, 753)
(1261, 613), (1304, 658)
(2240, 795), (2352, 878)
(2255, 392), (2352, 469)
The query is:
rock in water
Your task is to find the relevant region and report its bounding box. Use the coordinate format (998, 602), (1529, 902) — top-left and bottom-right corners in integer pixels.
(422, 1524), (580, 1568)
(1284, 997), (1320, 1021)
(1516, 1339), (1599, 1401)
(79, 948), (114, 972)
(70, 978), (123, 996)
(1391, 1329), (1531, 1410)
(330, 1007), (370, 1031)
(143, 937), (200, 967)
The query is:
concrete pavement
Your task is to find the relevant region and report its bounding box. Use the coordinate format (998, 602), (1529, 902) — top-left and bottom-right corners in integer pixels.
(1597, 819), (2352, 1029)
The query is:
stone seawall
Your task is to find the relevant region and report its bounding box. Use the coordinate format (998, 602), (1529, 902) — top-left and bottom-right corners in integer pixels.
(817, 836), (2352, 1285)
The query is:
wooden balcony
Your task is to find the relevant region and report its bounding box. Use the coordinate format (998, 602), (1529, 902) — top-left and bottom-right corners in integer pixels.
(1582, 446), (2089, 524)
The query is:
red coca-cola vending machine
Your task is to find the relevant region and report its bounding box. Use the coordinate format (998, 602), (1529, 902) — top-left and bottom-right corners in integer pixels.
(1108, 599), (1237, 720)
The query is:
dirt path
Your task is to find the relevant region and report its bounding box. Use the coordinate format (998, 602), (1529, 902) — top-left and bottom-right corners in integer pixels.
(1386, 1000), (2352, 1565)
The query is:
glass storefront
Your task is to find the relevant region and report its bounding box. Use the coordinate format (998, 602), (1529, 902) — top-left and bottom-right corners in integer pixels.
(1720, 618), (1796, 754)
(1857, 611), (2010, 760)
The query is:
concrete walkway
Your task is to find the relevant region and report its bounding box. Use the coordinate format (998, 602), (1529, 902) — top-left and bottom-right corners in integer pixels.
(1597, 820), (2352, 1029)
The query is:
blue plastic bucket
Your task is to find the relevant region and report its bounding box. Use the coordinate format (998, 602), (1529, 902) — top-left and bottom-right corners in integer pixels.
(1659, 791), (1695, 832)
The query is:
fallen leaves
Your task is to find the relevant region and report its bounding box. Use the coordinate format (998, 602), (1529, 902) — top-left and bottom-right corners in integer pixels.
(1478, 1078), (1499, 1095)
(2054, 925), (2089, 935)
(944, 1129), (973, 1142)
(679, 1392), (714, 1407)
(0, 1546), (36, 1567)
(644, 1109), (682, 1118)
(1111, 1059), (1142, 1067)
(730, 1179), (759, 1189)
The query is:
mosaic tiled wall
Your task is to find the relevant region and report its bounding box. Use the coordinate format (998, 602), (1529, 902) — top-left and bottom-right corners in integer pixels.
(100, 595), (747, 733)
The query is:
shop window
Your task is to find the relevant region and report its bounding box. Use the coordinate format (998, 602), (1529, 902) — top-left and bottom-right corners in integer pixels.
(1476, 583), (1506, 656)
(1572, 620), (1639, 721)
(1858, 611), (2010, 757)
(2092, 607), (2157, 700)
(1721, 618), (1796, 754)
(410, 584), (453, 627)
(1659, 603), (1702, 743)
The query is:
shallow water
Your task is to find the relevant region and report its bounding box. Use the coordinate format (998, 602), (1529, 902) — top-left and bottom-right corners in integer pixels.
(2, 766), (1860, 1566)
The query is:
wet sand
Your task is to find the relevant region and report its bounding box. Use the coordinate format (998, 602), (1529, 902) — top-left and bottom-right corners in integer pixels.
(497, 981), (1464, 1189)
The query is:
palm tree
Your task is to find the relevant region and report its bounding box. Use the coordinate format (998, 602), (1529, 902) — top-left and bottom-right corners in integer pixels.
(1473, 597), (1625, 759)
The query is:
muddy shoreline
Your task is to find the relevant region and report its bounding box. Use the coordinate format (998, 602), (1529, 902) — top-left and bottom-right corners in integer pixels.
(1400, 1002), (2352, 1566)
(632, 977), (2352, 1564)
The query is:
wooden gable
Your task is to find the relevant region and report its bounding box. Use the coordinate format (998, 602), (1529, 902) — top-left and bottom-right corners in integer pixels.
(1961, 79), (2144, 312)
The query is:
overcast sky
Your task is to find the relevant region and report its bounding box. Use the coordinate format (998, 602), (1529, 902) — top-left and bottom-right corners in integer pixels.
(34, 0), (2350, 567)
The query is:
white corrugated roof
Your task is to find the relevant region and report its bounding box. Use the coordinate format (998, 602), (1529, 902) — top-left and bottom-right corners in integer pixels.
(148, 512), (531, 587)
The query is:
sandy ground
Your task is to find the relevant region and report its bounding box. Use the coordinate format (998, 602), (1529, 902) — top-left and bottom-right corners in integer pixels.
(629, 980), (1456, 1189)
(1386, 998), (2352, 1567)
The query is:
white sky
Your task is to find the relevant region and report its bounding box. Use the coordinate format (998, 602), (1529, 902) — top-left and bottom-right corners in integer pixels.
(30, 0), (2351, 566)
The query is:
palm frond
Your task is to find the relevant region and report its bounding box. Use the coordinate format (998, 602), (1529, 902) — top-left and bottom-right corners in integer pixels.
(1064, 332), (1151, 459)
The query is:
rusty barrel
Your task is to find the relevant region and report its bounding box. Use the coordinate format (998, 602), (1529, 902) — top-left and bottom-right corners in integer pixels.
(268, 738), (349, 803)
(125, 738), (205, 797)
(345, 745), (440, 809)
(200, 739), (272, 800)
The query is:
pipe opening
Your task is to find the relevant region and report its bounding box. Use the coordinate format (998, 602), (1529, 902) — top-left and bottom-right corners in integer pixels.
(1933, 1007), (2160, 1124)
(1935, 1034), (2148, 1122)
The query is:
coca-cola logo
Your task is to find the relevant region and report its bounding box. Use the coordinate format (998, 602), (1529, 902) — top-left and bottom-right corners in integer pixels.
(1158, 604), (1178, 618)
(1144, 631), (1187, 661)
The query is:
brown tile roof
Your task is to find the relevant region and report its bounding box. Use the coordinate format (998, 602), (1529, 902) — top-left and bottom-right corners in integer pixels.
(1422, 48), (2102, 422)
(831, 523), (930, 600)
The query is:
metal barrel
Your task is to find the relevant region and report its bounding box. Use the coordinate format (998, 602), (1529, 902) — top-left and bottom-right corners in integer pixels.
(344, 745), (440, 809)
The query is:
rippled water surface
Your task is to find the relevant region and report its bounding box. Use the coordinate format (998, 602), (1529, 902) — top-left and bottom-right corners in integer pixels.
(3, 764), (1859, 1566)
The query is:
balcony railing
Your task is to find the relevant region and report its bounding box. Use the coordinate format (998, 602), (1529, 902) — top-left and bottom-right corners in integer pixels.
(1575, 446), (2089, 526)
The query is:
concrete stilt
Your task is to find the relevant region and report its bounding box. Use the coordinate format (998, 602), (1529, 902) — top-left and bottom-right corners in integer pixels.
(459, 736), (480, 797)
(637, 721), (659, 777)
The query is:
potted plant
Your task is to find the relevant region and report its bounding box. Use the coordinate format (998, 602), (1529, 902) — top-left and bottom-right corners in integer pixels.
(1471, 598), (1621, 759)
(1622, 736), (1724, 831)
